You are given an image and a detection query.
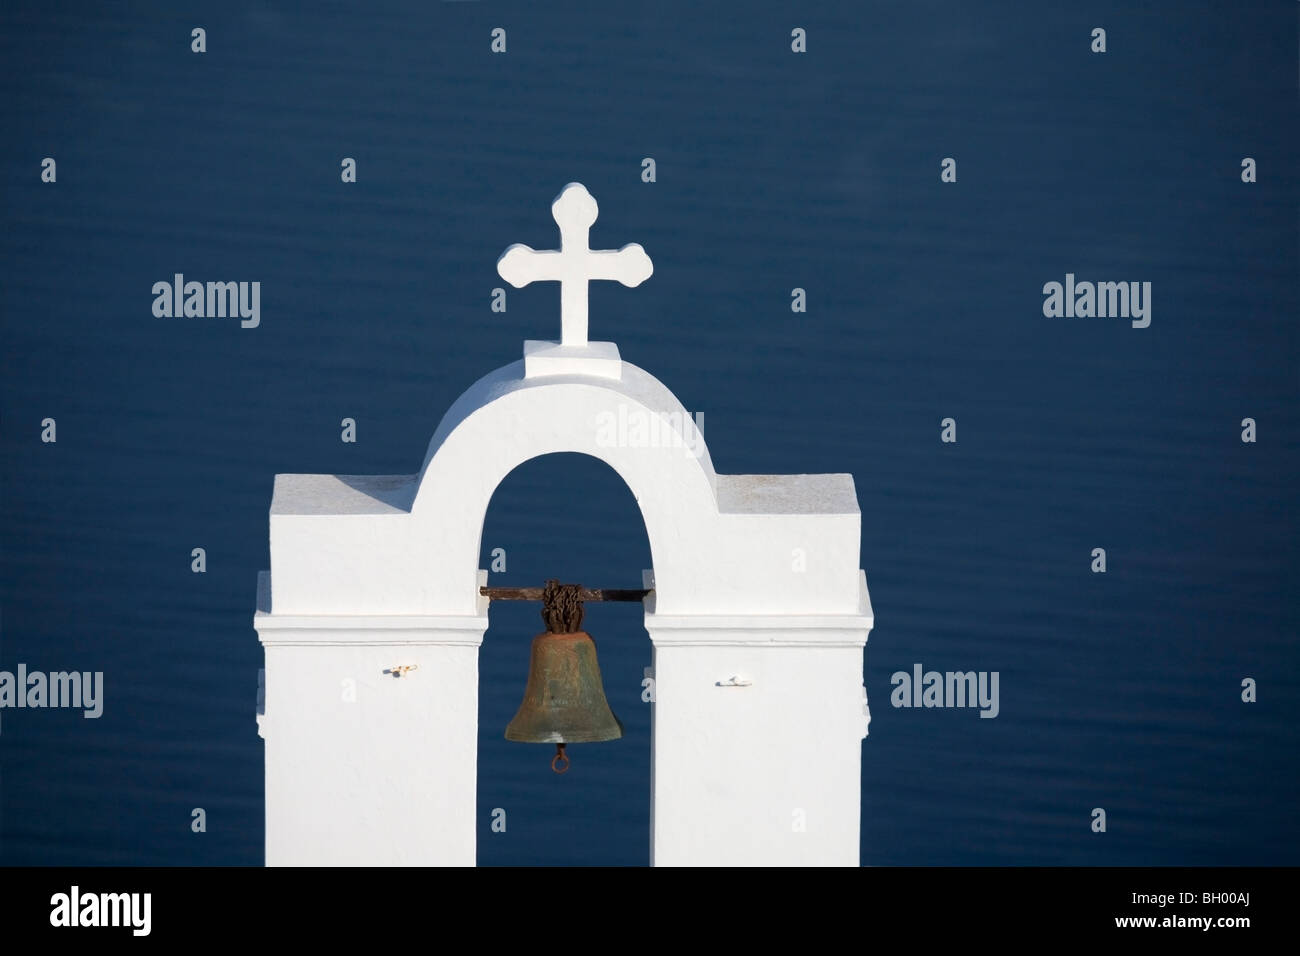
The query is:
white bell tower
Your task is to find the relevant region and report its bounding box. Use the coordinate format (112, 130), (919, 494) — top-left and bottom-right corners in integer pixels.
(253, 183), (874, 866)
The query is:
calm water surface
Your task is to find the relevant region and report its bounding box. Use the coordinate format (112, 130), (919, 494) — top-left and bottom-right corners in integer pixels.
(1, 1), (1296, 865)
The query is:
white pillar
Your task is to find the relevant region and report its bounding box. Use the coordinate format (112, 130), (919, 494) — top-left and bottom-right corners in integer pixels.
(255, 573), (488, 866)
(645, 575), (872, 866)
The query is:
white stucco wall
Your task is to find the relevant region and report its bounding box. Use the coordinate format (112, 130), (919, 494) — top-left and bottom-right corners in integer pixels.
(254, 350), (872, 866)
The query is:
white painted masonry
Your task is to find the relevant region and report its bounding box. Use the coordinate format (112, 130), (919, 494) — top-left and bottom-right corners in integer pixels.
(254, 184), (873, 866)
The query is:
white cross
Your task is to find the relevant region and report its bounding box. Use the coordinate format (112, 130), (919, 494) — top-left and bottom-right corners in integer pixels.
(497, 183), (653, 348)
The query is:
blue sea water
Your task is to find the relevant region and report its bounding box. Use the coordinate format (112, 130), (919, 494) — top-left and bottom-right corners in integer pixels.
(0, 1), (1296, 866)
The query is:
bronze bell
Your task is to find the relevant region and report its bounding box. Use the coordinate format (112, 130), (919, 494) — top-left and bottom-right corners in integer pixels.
(504, 581), (623, 772)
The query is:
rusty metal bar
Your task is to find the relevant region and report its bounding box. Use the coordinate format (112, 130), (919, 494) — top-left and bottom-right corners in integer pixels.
(480, 585), (650, 602)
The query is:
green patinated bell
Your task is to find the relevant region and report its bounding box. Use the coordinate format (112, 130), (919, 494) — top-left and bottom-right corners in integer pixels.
(505, 630), (624, 746)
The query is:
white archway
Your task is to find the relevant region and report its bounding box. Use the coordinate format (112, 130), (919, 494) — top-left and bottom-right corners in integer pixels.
(255, 354), (872, 866)
(264, 358), (861, 619)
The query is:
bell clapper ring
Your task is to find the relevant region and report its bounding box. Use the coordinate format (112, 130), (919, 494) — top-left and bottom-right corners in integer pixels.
(551, 744), (570, 774)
